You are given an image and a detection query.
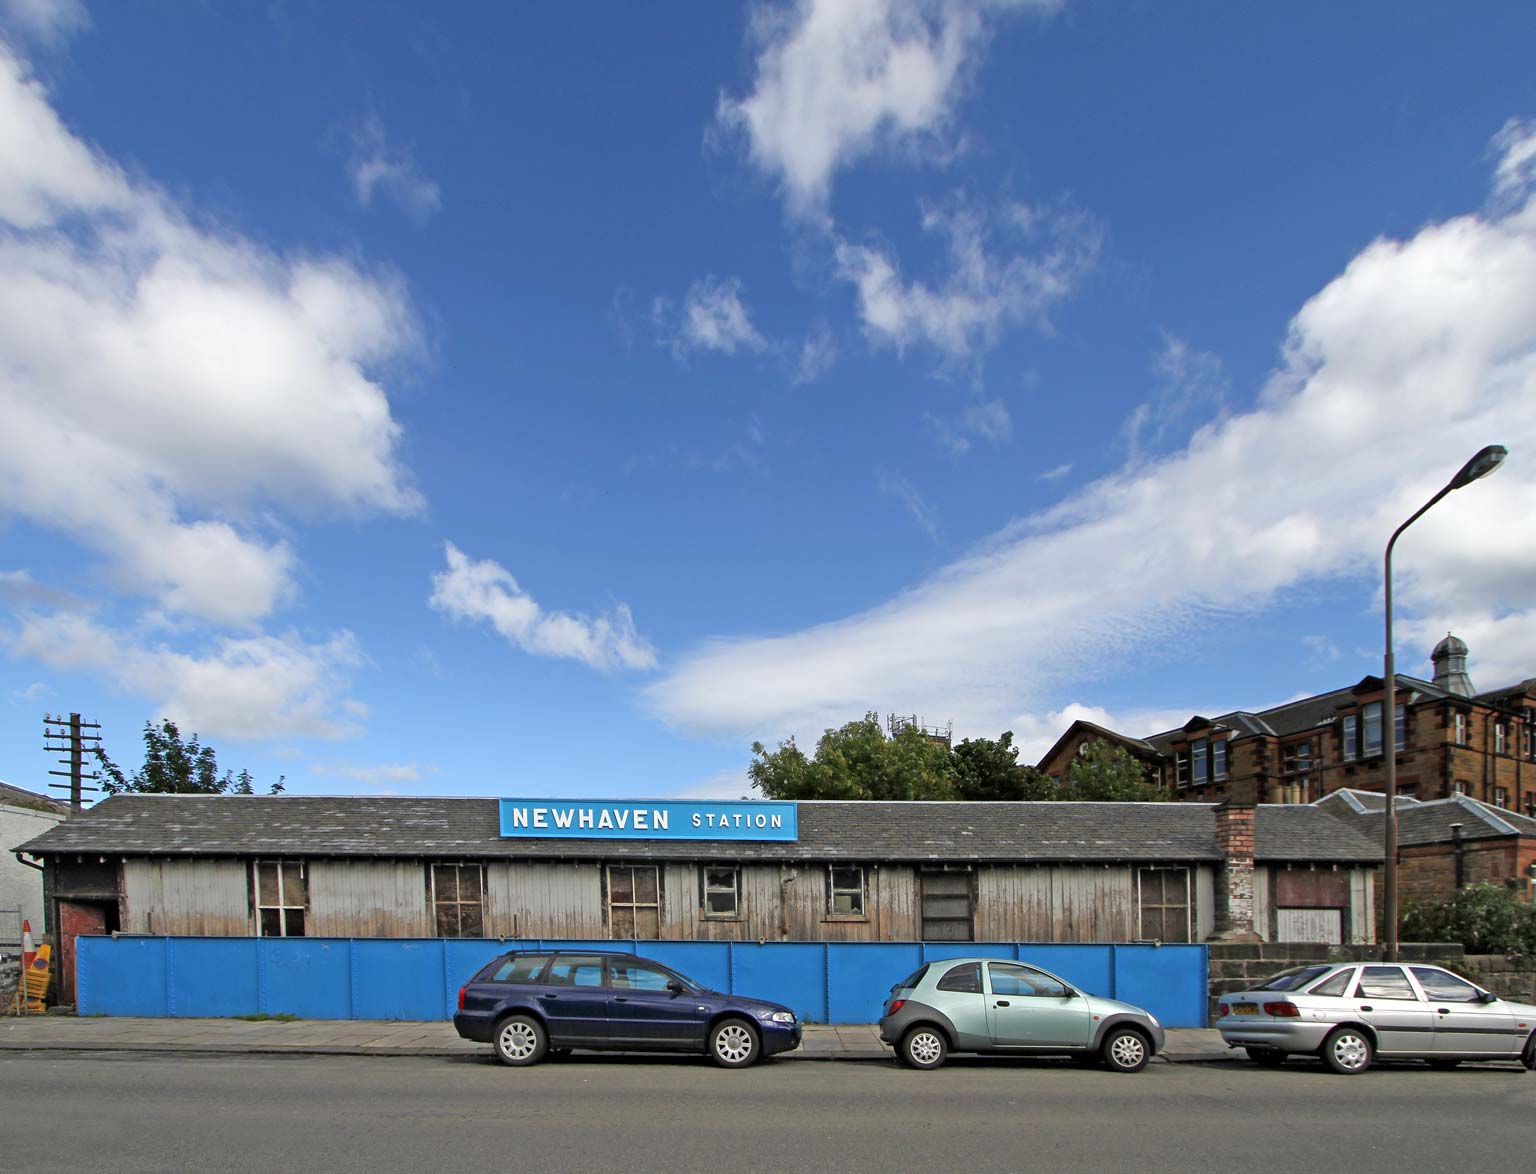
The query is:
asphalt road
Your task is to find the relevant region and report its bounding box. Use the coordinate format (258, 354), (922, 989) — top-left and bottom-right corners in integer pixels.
(5, 1050), (1531, 1173)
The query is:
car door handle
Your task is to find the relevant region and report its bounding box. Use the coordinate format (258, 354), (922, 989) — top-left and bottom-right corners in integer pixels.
(1437, 1008), (1451, 1015)
(614, 996), (630, 1003)
(1358, 1005), (1372, 1012)
(994, 1000), (1010, 1007)
(539, 993), (558, 1000)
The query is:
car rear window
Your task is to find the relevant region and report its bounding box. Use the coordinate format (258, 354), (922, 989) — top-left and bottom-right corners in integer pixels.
(489, 954), (550, 984)
(1307, 969), (1353, 997)
(1255, 966), (1331, 992)
(894, 965), (930, 990)
(936, 962), (982, 994)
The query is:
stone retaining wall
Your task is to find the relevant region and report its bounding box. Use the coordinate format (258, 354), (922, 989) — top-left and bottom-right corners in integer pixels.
(1459, 954), (1536, 1004)
(0, 952), (19, 1015)
(1207, 941), (1464, 1021)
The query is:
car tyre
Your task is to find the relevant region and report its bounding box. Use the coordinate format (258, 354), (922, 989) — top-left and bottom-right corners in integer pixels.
(709, 1017), (760, 1069)
(1320, 1026), (1372, 1075)
(1101, 1027), (1150, 1073)
(1521, 1033), (1536, 1071)
(899, 1025), (948, 1070)
(1245, 1047), (1286, 1067)
(493, 1014), (547, 1067)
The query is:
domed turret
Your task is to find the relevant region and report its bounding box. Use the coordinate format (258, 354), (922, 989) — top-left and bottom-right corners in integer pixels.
(1431, 633), (1475, 697)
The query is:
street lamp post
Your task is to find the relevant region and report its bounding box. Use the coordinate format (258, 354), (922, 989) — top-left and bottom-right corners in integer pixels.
(1382, 444), (1507, 961)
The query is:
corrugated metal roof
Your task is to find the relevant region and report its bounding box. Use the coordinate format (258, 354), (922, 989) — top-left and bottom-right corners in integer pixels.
(14, 794), (1381, 864)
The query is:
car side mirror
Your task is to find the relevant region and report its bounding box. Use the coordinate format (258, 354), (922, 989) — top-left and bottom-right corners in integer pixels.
(667, 979), (685, 994)
(1062, 987), (1078, 1000)
(1479, 990), (1499, 1004)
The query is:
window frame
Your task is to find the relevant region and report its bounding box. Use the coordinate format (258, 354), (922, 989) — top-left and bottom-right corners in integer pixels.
(700, 864), (741, 921)
(253, 859), (307, 938)
(1191, 739), (1209, 786)
(1452, 711), (1468, 746)
(827, 864), (867, 919)
(1137, 866), (1192, 943)
(429, 861), (486, 939)
(1342, 714), (1358, 761)
(606, 864), (662, 940)
(1212, 737), (1228, 781)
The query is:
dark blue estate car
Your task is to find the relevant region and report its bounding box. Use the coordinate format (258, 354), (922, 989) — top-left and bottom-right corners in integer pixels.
(454, 950), (802, 1068)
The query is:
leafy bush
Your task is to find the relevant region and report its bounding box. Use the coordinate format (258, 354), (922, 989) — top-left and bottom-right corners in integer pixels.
(1401, 883), (1536, 955)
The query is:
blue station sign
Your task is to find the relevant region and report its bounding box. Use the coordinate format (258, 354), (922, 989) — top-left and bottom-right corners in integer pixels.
(498, 799), (798, 841)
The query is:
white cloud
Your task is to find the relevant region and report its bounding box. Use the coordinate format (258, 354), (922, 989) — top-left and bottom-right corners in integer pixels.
(791, 323), (838, 383)
(716, 0), (1060, 219)
(7, 610), (368, 740)
(655, 276), (766, 359)
(0, 0), (88, 46)
(0, 45), (421, 626)
(836, 198), (1100, 360)
(349, 113), (441, 223)
(646, 122), (1536, 745)
(1038, 462), (1072, 482)
(429, 543), (658, 672)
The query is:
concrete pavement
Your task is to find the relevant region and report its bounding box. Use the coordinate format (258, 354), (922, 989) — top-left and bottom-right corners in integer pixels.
(0, 1014), (1238, 1062)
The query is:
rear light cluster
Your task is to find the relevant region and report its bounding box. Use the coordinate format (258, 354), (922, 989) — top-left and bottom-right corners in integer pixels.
(1263, 1001), (1300, 1018)
(1216, 1004), (1229, 1018)
(887, 999), (906, 1015)
(457, 984), (467, 1011)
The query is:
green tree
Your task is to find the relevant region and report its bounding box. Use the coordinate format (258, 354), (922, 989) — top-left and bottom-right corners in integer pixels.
(96, 719), (285, 796)
(749, 712), (958, 801)
(1063, 738), (1165, 802)
(952, 732), (1060, 802)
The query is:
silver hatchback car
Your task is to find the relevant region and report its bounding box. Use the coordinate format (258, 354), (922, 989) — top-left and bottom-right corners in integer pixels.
(1217, 961), (1536, 1074)
(879, 957), (1165, 1072)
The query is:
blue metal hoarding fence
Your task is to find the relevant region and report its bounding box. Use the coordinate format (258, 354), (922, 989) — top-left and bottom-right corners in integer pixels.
(76, 937), (1209, 1027)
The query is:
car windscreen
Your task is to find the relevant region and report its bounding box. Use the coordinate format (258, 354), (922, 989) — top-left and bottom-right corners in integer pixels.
(1255, 965), (1332, 991)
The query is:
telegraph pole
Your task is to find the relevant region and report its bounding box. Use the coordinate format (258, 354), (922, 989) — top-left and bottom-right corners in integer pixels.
(43, 712), (102, 811)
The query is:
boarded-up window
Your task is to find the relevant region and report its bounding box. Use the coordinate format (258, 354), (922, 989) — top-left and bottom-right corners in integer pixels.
(607, 865), (660, 938)
(431, 863), (485, 938)
(1137, 867), (1190, 943)
(253, 860), (306, 937)
(701, 866), (739, 919)
(919, 871), (973, 941)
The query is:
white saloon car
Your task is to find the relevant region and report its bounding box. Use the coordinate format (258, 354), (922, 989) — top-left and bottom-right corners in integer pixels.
(1217, 961), (1536, 1074)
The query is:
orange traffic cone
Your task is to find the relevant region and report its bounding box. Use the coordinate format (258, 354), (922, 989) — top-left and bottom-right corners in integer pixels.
(21, 919), (35, 973)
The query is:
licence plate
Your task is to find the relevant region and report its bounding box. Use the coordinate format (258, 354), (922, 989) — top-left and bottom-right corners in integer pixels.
(1231, 1003), (1259, 1016)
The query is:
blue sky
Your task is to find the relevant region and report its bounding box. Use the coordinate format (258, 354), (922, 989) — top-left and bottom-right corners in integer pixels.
(1, 0), (1533, 802)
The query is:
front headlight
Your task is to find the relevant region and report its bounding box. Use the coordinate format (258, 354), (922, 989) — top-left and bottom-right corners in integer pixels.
(764, 1010), (796, 1024)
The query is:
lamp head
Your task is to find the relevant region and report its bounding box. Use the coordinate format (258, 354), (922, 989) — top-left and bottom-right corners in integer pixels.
(1448, 445), (1507, 490)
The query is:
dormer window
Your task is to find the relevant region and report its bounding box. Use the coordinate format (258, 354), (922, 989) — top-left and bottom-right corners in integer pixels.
(1363, 703), (1383, 757)
(1175, 748), (1191, 788)
(1212, 737), (1228, 781)
(1342, 714), (1358, 761)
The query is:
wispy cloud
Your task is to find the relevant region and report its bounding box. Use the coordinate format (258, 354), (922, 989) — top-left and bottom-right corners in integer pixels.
(926, 396), (1012, 454)
(1124, 332), (1228, 462)
(645, 123), (1536, 743)
(836, 197), (1101, 362)
(0, 0), (88, 46)
(654, 276), (766, 359)
(349, 113), (441, 223)
(878, 471), (941, 542)
(715, 0), (1061, 220)
(7, 609), (368, 740)
(429, 543), (658, 672)
(310, 761), (440, 786)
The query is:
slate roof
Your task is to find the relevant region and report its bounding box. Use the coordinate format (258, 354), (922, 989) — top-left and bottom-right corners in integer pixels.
(1142, 675), (1455, 752)
(0, 780), (71, 816)
(14, 794), (1380, 864)
(1323, 792), (1536, 848)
